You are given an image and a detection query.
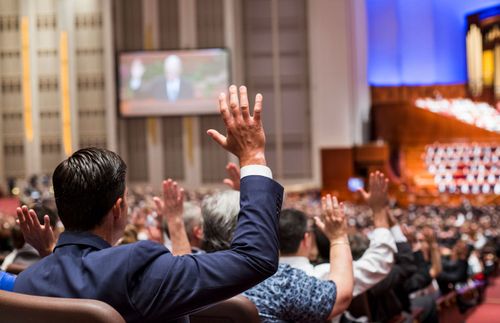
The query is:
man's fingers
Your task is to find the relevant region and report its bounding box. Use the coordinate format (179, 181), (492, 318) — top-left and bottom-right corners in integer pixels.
(153, 197), (163, 213)
(172, 181), (178, 194)
(162, 180), (169, 201)
(43, 215), (51, 228)
(28, 209), (41, 226)
(229, 85), (241, 119)
(165, 179), (174, 202)
(383, 178), (389, 192)
(22, 205), (30, 220)
(314, 216), (325, 232)
(207, 129), (227, 148)
(331, 196), (339, 209)
(16, 207), (25, 223)
(178, 188), (184, 204)
(26, 209), (35, 228)
(226, 162), (240, 179)
(218, 93), (231, 126)
(358, 188), (369, 200)
(17, 207), (29, 233)
(239, 86), (250, 120)
(368, 172), (374, 189)
(253, 93), (263, 122)
(228, 167), (239, 179)
(223, 179), (234, 188)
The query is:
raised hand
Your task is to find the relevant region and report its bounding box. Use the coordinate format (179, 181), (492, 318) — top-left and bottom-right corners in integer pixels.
(153, 179), (190, 256)
(315, 194), (348, 242)
(153, 179), (184, 223)
(358, 171), (389, 212)
(223, 162), (241, 191)
(16, 206), (55, 257)
(422, 226), (437, 245)
(207, 85), (266, 167)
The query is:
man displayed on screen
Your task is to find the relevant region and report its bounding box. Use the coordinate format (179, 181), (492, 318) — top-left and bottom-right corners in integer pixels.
(145, 55), (194, 102)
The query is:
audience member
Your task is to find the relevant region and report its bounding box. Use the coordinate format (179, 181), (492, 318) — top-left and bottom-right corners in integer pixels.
(13, 85), (285, 323)
(201, 189), (353, 322)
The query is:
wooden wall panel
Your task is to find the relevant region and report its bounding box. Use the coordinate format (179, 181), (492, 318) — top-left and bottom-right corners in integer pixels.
(371, 84), (467, 105)
(372, 103), (500, 146)
(321, 148), (353, 194)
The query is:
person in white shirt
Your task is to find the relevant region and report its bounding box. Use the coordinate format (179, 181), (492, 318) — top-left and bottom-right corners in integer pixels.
(224, 167), (397, 300)
(298, 172), (396, 296)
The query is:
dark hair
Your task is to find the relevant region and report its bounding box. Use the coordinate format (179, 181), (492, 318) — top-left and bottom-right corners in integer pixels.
(52, 147), (127, 231)
(313, 226), (330, 264)
(31, 201), (59, 228)
(11, 226), (25, 249)
(279, 209), (308, 255)
(348, 233), (370, 261)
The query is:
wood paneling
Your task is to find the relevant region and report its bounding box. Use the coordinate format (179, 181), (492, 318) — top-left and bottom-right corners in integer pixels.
(371, 84), (467, 106)
(321, 148), (354, 198)
(371, 103), (500, 146)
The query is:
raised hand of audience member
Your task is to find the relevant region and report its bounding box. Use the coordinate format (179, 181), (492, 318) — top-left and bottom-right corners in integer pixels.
(223, 162), (241, 191)
(153, 179), (191, 256)
(16, 206), (55, 257)
(358, 171), (390, 228)
(423, 227), (442, 277)
(315, 194), (353, 317)
(207, 85), (266, 167)
(315, 195), (348, 242)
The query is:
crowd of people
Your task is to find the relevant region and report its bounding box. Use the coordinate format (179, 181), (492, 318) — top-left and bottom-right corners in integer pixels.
(0, 86), (498, 323)
(424, 142), (500, 194)
(415, 98), (500, 133)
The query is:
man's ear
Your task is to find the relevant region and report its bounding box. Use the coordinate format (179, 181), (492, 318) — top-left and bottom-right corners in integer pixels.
(302, 232), (311, 249)
(194, 225), (203, 240)
(113, 198), (123, 219)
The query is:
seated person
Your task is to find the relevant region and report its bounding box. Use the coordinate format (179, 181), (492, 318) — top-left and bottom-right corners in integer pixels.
(14, 85), (285, 323)
(310, 172), (397, 295)
(226, 167), (397, 299)
(0, 226), (39, 272)
(437, 240), (469, 294)
(159, 201), (204, 254)
(201, 190), (353, 323)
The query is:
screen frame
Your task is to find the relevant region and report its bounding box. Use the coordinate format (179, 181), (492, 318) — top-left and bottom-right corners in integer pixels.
(116, 47), (232, 118)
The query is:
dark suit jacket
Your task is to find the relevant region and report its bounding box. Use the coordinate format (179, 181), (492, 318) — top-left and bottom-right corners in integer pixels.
(367, 242), (417, 321)
(140, 76), (194, 101)
(14, 175), (283, 323)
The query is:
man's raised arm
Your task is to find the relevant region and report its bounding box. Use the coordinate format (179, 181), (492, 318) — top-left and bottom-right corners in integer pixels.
(129, 85), (284, 321)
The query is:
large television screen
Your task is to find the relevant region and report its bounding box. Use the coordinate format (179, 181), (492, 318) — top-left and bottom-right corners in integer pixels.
(119, 49), (229, 117)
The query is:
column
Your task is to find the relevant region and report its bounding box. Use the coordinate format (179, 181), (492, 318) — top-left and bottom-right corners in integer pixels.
(143, 0), (165, 188)
(223, 0), (243, 165)
(307, 0), (358, 186)
(57, 0), (79, 157)
(20, 0), (42, 175)
(179, 0), (202, 188)
(102, 0), (118, 152)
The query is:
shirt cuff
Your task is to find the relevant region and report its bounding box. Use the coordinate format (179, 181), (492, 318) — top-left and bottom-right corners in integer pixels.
(390, 225), (408, 243)
(240, 165), (273, 179)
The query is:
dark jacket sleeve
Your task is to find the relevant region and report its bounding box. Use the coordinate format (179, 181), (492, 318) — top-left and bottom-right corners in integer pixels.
(128, 175), (284, 321)
(402, 251), (433, 293)
(369, 242), (417, 295)
(438, 259), (468, 283)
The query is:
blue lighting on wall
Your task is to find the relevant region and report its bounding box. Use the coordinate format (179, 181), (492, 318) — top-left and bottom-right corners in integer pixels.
(367, 0), (500, 86)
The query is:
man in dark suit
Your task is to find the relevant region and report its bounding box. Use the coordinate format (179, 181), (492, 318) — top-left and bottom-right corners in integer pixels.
(144, 55), (194, 101)
(14, 85), (283, 323)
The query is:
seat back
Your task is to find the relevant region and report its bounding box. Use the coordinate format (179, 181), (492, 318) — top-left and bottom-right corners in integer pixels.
(0, 290), (125, 323)
(346, 292), (373, 321)
(190, 295), (260, 323)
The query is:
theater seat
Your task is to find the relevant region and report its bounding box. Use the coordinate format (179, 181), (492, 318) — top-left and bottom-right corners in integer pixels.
(0, 290), (125, 323)
(190, 295), (260, 323)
